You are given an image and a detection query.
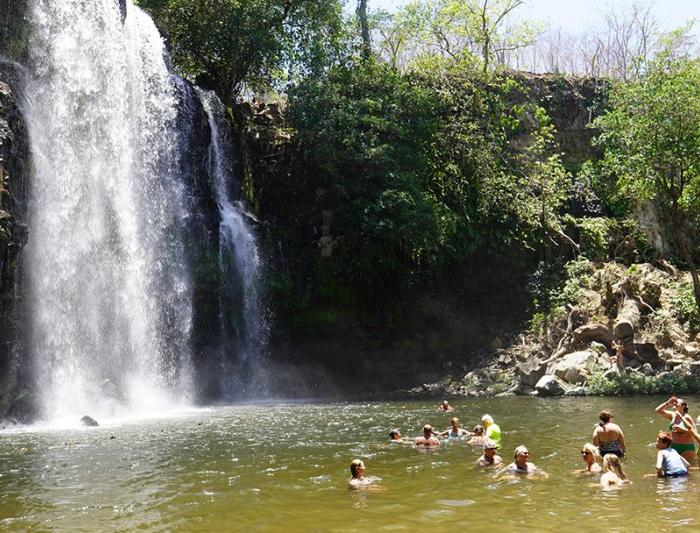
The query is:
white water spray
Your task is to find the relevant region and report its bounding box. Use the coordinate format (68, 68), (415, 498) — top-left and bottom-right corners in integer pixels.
(23, 0), (194, 422)
(199, 91), (267, 397)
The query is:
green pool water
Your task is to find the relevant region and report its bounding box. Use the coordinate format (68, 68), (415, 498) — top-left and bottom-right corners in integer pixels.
(2, 396), (699, 531)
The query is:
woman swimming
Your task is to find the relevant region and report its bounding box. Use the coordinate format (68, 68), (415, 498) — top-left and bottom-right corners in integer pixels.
(438, 417), (471, 440)
(592, 410), (626, 457)
(600, 454), (628, 489)
(579, 443), (601, 475)
(655, 396), (697, 462)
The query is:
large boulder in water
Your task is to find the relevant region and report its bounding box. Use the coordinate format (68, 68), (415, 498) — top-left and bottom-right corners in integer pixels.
(80, 415), (99, 427)
(535, 375), (566, 397)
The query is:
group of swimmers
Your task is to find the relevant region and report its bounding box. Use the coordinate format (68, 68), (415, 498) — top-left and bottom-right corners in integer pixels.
(349, 395), (700, 489)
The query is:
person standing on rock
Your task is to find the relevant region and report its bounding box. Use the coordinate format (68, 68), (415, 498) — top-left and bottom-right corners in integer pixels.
(482, 415), (502, 447)
(655, 396), (697, 462)
(612, 341), (625, 372)
(592, 410), (626, 457)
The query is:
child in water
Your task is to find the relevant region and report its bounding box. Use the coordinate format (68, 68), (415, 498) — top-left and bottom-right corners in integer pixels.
(349, 459), (369, 488)
(600, 454), (629, 489)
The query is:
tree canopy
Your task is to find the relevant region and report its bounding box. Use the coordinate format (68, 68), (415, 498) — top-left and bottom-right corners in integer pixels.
(135, 0), (345, 100)
(595, 50), (700, 307)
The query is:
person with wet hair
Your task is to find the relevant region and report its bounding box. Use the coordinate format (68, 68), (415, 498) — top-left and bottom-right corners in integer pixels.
(592, 410), (626, 457)
(655, 395), (697, 462)
(600, 454), (629, 488)
(467, 425), (485, 446)
(437, 417), (471, 440)
(655, 432), (690, 477)
(579, 443), (602, 475)
(438, 400), (454, 413)
(349, 459), (367, 487)
(389, 429), (407, 443)
(415, 424), (441, 447)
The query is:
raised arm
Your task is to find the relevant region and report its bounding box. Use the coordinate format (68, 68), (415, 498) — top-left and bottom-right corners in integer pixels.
(655, 397), (676, 420)
(683, 414), (697, 430)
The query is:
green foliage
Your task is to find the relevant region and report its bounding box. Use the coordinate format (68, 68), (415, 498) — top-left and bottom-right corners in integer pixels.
(135, 0), (345, 98)
(595, 53), (700, 208)
(283, 60), (571, 315)
(372, 0), (543, 72)
(573, 217), (613, 261)
(588, 367), (700, 396)
(575, 160), (631, 218)
(669, 280), (700, 334)
(528, 257), (593, 332)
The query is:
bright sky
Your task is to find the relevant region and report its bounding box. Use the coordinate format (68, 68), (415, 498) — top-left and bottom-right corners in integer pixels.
(369, 0), (700, 38)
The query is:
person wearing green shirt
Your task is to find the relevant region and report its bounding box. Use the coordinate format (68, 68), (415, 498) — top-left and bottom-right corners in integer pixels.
(482, 414), (502, 447)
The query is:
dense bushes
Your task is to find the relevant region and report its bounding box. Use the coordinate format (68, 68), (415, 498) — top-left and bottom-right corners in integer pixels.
(282, 61), (570, 307)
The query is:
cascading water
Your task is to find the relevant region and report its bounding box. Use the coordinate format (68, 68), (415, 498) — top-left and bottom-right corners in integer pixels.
(199, 91), (268, 398)
(23, 0), (195, 422)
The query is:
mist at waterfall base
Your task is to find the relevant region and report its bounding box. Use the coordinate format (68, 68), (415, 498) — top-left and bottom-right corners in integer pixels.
(18, 0), (267, 425)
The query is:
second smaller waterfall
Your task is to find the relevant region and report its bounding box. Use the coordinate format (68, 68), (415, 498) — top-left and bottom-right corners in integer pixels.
(199, 91), (268, 398)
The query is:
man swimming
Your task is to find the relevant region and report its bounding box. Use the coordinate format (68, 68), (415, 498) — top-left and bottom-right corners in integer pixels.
(415, 425), (441, 447)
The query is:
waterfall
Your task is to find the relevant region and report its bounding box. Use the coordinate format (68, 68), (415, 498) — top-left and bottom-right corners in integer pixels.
(199, 91), (268, 398)
(23, 0), (194, 421)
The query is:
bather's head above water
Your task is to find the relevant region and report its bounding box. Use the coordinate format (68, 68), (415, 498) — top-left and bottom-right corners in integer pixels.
(350, 459), (366, 479)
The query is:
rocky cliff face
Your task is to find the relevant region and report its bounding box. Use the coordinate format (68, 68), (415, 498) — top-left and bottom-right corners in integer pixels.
(0, 63), (29, 413)
(0, 0), (28, 63)
(512, 73), (609, 164)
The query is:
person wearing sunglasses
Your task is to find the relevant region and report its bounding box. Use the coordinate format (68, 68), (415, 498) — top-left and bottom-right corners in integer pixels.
(579, 443), (602, 475)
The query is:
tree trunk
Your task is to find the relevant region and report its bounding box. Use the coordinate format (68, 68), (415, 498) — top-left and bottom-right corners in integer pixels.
(613, 298), (641, 340)
(357, 0), (371, 61)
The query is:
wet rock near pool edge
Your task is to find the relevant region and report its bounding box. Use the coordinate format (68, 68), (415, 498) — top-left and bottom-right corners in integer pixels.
(80, 415), (99, 427)
(535, 375), (566, 397)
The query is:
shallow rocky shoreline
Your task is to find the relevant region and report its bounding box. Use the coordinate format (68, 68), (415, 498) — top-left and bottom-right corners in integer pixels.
(405, 261), (700, 398)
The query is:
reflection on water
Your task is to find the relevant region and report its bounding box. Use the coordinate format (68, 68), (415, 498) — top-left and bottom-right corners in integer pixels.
(2, 397), (700, 531)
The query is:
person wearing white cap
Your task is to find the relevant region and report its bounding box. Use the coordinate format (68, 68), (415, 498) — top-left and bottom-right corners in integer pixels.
(481, 414), (502, 447)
